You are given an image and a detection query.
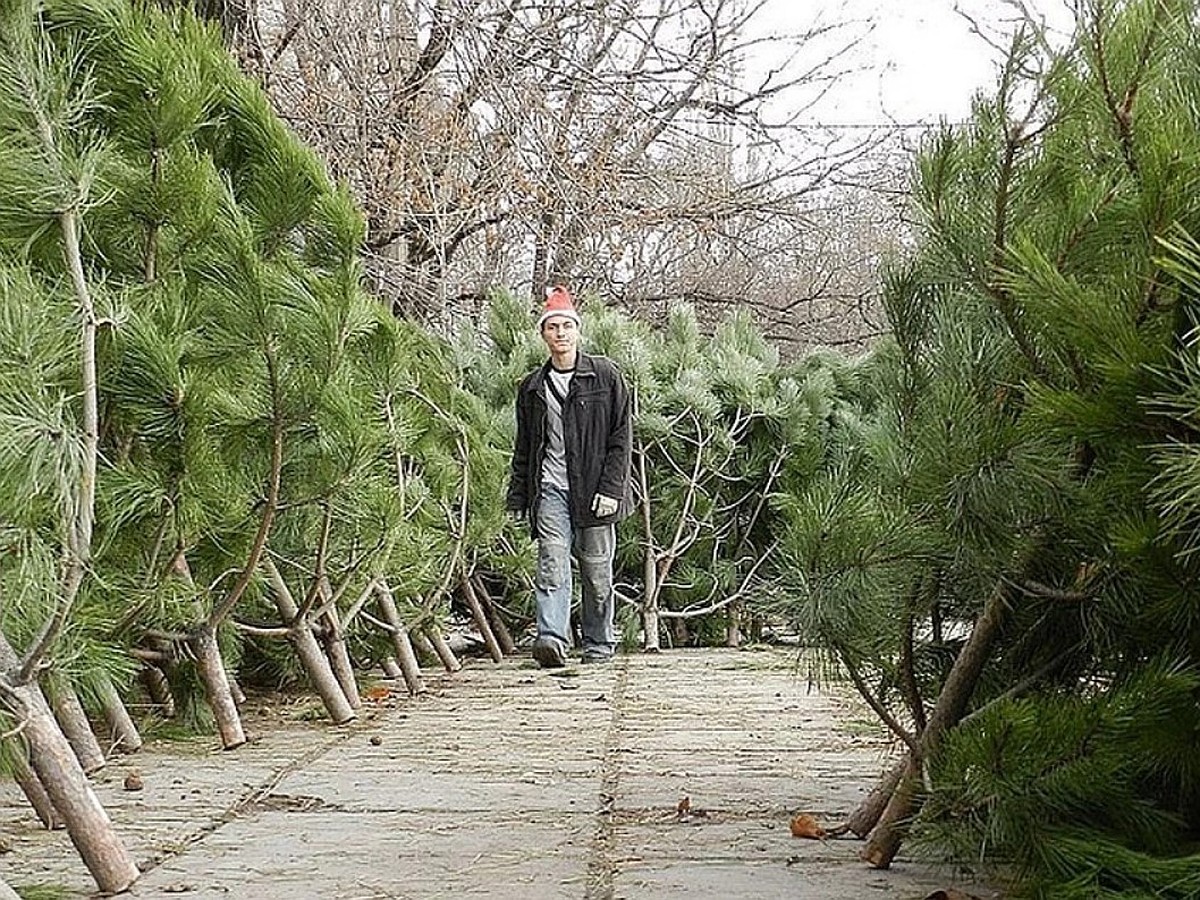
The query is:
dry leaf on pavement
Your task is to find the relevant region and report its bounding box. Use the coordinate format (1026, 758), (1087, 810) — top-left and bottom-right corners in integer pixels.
(789, 813), (826, 839)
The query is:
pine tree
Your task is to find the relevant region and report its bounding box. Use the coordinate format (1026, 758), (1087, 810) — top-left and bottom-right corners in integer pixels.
(0, 0), (139, 889)
(771, 0), (1200, 891)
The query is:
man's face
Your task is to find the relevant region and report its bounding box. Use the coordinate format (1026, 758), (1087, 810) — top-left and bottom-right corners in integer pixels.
(541, 316), (579, 356)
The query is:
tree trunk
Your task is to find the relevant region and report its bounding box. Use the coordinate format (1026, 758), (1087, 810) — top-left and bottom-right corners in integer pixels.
(635, 430), (661, 653)
(375, 583), (425, 696)
(264, 559), (355, 725)
(12, 753), (64, 830)
(141, 663), (175, 717)
(381, 656), (403, 679)
(725, 601), (742, 648)
(98, 675), (143, 754)
(15, 687), (141, 893)
(845, 758), (906, 838)
(190, 625), (247, 749)
(459, 571), (503, 662)
(862, 580), (1013, 868)
(642, 546), (662, 652)
(227, 673), (246, 706)
(409, 630), (436, 667)
(173, 553), (246, 748)
(318, 582), (360, 709)
(422, 626), (462, 673)
(671, 616), (689, 647)
(0, 636), (139, 893)
(474, 575), (517, 655)
(48, 682), (105, 774)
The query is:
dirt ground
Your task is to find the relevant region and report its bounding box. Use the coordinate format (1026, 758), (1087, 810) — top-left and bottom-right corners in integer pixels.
(0, 648), (1002, 899)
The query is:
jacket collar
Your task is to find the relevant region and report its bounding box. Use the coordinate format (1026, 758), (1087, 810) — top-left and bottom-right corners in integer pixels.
(524, 352), (597, 394)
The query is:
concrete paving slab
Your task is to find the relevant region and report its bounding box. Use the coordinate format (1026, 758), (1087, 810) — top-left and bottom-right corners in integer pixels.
(0, 649), (1001, 899)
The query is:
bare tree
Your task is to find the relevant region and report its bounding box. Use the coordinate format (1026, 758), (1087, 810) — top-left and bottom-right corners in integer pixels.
(225, 0), (892, 347)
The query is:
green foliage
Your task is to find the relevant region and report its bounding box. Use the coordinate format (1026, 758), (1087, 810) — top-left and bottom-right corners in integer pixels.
(771, 1), (1200, 894)
(468, 288), (837, 644)
(3, 6), (1197, 898)
(0, 0), (518, 744)
(916, 661), (1200, 898)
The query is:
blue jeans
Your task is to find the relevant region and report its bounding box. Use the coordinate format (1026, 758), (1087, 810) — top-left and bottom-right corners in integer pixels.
(535, 483), (616, 658)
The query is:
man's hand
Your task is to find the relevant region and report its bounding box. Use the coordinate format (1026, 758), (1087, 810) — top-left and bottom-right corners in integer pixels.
(506, 509), (526, 523)
(591, 493), (619, 518)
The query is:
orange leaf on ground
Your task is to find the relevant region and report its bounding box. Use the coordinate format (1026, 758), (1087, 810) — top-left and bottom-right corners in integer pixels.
(789, 813), (826, 839)
(363, 685), (390, 701)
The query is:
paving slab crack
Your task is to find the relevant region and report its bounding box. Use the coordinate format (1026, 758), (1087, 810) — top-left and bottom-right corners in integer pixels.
(135, 716), (369, 876)
(585, 653), (630, 899)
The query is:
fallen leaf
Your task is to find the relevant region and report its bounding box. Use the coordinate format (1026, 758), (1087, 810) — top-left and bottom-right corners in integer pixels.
(363, 685), (390, 701)
(677, 796), (691, 816)
(789, 813), (825, 839)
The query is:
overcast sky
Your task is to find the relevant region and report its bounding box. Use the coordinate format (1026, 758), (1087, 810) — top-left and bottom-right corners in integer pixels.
(754, 0), (1076, 126)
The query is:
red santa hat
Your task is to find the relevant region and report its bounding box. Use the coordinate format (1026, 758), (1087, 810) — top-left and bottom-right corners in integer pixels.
(537, 285), (581, 331)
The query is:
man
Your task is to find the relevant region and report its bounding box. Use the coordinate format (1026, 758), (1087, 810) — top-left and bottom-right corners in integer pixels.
(506, 286), (633, 668)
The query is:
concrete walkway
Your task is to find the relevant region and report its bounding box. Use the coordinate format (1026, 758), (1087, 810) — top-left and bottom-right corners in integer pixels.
(0, 649), (998, 899)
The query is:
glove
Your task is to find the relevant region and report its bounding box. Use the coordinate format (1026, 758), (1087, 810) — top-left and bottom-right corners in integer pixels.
(591, 493), (619, 518)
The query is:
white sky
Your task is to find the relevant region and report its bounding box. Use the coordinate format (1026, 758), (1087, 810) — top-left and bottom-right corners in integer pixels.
(754, 0), (1077, 126)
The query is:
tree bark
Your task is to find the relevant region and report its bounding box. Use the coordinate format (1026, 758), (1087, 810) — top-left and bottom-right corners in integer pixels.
(12, 753), (64, 830)
(189, 624), (247, 749)
(48, 682), (105, 774)
(140, 663), (175, 717)
(98, 675), (143, 754)
(17, 688), (140, 893)
(264, 559), (355, 725)
(725, 601), (742, 648)
(473, 575), (517, 655)
(381, 656), (403, 679)
(0, 635), (139, 893)
(227, 672), (246, 706)
(845, 758), (906, 838)
(459, 571), (503, 662)
(409, 630), (436, 667)
(642, 591), (662, 653)
(671, 616), (689, 647)
(637, 432), (662, 653)
(318, 580), (360, 709)
(173, 553), (246, 748)
(375, 584), (425, 696)
(422, 625), (462, 673)
(862, 580), (1013, 868)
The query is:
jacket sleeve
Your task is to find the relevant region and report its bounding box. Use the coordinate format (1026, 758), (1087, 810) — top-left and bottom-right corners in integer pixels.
(506, 385), (530, 512)
(598, 365), (633, 502)
(504, 388), (528, 513)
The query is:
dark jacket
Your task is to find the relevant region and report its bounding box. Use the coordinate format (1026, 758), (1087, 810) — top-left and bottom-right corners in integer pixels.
(506, 352), (633, 534)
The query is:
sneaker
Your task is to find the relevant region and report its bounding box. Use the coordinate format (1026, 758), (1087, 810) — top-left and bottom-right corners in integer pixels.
(531, 636), (567, 669)
(580, 652), (613, 665)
